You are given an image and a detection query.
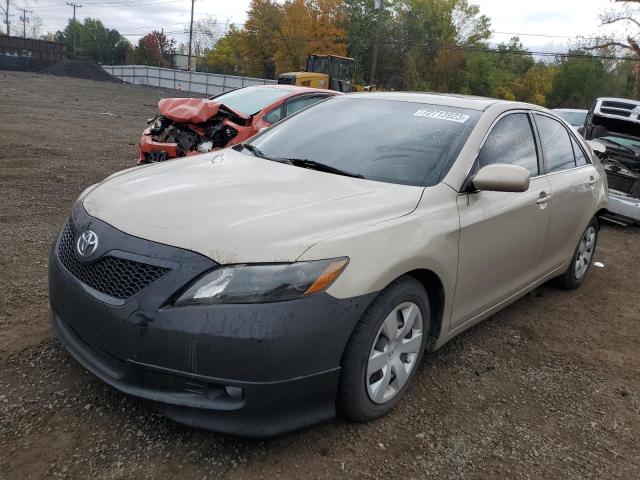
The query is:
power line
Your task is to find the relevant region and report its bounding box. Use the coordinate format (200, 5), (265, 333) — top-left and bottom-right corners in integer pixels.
(132, 29), (639, 63)
(492, 30), (601, 40)
(36, 0), (182, 11)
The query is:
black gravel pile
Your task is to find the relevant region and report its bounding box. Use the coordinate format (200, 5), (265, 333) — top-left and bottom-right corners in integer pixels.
(39, 60), (123, 83)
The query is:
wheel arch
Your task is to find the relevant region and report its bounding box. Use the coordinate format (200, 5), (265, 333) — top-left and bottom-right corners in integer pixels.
(404, 269), (445, 351)
(595, 208), (607, 225)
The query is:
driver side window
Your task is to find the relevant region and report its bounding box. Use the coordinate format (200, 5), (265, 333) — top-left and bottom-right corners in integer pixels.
(477, 113), (539, 177)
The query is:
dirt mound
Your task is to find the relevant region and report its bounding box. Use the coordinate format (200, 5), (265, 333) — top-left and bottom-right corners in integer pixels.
(38, 60), (122, 83)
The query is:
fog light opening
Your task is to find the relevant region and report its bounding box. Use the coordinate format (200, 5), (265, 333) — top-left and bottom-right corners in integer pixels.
(225, 385), (244, 400)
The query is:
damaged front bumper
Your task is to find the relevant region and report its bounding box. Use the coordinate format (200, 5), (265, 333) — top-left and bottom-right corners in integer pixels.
(49, 207), (375, 436)
(138, 128), (179, 164)
(607, 190), (640, 222)
(138, 98), (257, 165)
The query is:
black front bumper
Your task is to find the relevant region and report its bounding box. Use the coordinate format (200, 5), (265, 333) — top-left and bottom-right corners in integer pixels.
(49, 206), (375, 436)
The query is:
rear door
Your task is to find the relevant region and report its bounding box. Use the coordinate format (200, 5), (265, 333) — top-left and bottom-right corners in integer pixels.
(532, 113), (600, 270)
(452, 112), (553, 330)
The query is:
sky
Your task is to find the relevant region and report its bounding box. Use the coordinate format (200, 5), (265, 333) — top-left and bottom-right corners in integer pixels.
(4, 0), (633, 51)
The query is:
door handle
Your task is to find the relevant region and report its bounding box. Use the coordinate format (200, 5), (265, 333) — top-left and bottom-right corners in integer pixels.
(536, 192), (553, 205)
(587, 176), (597, 186)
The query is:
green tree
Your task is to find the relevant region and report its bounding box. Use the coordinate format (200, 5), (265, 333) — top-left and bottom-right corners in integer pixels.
(344, 0), (491, 89)
(56, 18), (131, 64)
(200, 25), (247, 75)
(546, 52), (610, 108)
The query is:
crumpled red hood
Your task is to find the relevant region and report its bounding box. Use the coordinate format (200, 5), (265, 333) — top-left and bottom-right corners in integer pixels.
(158, 98), (250, 123)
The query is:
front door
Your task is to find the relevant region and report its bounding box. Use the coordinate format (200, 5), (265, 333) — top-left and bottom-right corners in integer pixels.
(452, 112), (552, 330)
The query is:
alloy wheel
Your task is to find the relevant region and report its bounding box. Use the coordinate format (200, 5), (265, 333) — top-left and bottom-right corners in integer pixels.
(575, 226), (596, 279)
(366, 302), (423, 404)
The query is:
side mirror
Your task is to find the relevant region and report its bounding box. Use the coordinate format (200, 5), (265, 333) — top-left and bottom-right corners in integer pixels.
(577, 126), (585, 137)
(472, 164), (530, 193)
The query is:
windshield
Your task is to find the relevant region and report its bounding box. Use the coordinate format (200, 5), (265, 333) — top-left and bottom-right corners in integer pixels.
(211, 87), (291, 115)
(555, 110), (587, 127)
(599, 135), (640, 152)
(249, 97), (481, 187)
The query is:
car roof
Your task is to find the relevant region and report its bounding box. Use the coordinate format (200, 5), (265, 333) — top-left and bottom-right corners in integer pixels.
(341, 91), (507, 111)
(553, 108), (588, 113)
(246, 84), (339, 95)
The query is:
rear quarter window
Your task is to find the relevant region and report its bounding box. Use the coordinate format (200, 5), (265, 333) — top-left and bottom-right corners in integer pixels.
(535, 114), (576, 173)
(570, 136), (589, 166)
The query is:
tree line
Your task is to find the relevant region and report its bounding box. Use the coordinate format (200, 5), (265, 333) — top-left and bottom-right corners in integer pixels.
(49, 0), (640, 108)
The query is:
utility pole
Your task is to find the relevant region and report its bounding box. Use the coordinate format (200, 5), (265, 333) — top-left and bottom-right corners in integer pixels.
(66, 2), (82, 55)
(369, 0), (384, 86)
(158, 28), (164, 66)
(19, 7), (31, 38)
(2, 0), (10, 36)
(187, 0), (195, 70)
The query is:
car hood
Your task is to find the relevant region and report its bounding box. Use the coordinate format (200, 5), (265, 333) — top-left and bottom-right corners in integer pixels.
(82, 149), (424, 263)
(158, 98), (250, 123)
(589, 139), (640, 171)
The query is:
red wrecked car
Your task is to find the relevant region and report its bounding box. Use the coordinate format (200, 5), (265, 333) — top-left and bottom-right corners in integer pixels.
(139, 84), (338, 164)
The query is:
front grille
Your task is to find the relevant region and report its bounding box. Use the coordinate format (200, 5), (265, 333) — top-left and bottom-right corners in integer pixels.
(606, 171), (635, 195)
(600, 100), (637, 118)
(57, 221), (170, 300)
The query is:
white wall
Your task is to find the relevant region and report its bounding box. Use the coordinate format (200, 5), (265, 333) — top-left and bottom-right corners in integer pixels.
(102, 65), (276, 96)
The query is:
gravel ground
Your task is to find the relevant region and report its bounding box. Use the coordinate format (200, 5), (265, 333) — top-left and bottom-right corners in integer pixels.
(1, 71), (639, 480)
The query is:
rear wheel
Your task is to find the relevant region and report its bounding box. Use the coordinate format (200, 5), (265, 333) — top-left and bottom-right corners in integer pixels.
(338, 276), (430, 422)
(556, 217), (599, 290)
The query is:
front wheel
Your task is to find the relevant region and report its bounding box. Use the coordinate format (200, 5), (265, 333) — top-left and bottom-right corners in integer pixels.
(337, 276), (430, 422)
(556, 217), (599, 290)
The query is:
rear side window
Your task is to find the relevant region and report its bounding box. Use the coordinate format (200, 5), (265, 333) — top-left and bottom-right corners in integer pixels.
(571, 136), (589, 166)
(535, 114), (576, 173)
(477, 113), (539, 176)
(286, 96), (327, 116)
(263, 106), (284, 124)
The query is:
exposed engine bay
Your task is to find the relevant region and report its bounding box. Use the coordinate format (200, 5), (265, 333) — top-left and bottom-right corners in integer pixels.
(596, 149), (640, 198)
(148, 116), (240, 156)
(140, 98), (253, 163)
(584, 99), (640, 196)
(584, 97), (640, 224)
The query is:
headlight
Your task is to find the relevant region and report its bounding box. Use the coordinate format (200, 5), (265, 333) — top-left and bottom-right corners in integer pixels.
(174, 258), (348, 306)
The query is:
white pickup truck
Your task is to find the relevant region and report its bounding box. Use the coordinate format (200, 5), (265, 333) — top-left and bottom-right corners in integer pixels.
(583, 97), (640, 225)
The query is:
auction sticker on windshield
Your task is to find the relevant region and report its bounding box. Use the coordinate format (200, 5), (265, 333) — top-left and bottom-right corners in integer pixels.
(414, 109), (470, 123)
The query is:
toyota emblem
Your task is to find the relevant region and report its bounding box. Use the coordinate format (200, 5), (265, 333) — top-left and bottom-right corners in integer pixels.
(76, 230), (99, 257)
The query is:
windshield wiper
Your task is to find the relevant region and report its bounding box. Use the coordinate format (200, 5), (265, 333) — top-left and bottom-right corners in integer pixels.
(281, 158), (364, 179)
(238, 143), (268, 158)
(236, 146), (365, 177)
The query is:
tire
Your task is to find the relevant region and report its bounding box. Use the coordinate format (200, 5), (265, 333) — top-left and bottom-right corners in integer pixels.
(338, 276), (430, 422)
(555, 217), (599, 290)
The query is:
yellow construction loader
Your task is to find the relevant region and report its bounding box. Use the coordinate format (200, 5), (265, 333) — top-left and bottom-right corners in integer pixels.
(278, 54), (372, 93)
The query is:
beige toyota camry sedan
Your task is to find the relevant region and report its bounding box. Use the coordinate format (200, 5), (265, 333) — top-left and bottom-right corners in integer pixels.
(50, 92), (608, 436)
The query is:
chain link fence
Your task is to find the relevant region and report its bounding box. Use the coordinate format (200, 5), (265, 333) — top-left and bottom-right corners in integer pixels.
(102, 65), (277, 96)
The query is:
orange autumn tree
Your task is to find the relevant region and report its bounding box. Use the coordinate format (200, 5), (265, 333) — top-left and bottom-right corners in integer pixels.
(242, 0), (283, 78)
(241, 0), (347, 77)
